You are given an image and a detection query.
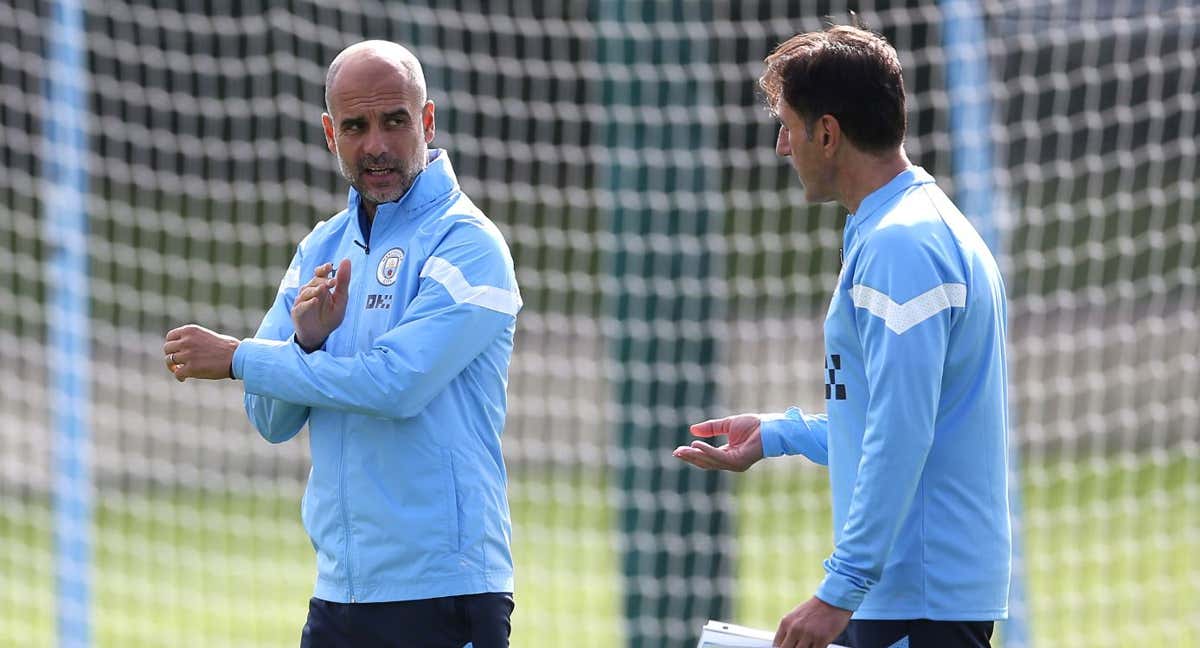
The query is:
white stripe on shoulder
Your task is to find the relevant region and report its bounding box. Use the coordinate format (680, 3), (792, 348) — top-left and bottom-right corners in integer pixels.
(850, 283), (966, 335)
(278, 265), (301, 293)
(420, 256), (522, 316)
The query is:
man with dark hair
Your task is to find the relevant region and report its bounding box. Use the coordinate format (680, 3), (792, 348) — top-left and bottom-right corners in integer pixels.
(162, 40), (520, 647)
(674, 25), (1010, 648)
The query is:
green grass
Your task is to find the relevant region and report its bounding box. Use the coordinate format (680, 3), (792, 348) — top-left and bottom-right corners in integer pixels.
(0, 492), (314, 647)
(1019, 453), (1200, 647)
(2, 454), (1196, 647)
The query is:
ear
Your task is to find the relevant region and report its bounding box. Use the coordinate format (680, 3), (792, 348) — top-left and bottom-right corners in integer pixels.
(422, 100), (436, 144)
(820, 114), (841, 157)
(321, 112), (337, 154)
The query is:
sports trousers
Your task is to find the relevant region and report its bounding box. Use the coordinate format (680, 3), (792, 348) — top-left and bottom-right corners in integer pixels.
(833, 618), (994, 648)
(299, 593), (514, 648)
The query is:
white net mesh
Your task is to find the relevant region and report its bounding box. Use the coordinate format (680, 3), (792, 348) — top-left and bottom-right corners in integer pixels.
(1, 1), (1196, 647)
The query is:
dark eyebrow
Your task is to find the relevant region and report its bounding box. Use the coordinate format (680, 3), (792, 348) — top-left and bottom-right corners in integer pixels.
(383, 108), (411, 122)
(339, 107), (411, 130)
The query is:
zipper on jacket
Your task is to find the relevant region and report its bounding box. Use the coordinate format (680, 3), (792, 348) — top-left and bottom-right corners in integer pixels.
(340, 241), (370, 603)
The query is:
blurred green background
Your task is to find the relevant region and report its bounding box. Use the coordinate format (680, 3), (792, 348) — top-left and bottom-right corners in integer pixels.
(2, 1), (1197, 647)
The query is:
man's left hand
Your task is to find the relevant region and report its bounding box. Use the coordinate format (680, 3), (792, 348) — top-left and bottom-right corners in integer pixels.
(163, 324), (240, 382)
(772, 596), (853, 648)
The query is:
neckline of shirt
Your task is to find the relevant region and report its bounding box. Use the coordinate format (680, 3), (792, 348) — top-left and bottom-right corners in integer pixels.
(846, 166), (935, 233)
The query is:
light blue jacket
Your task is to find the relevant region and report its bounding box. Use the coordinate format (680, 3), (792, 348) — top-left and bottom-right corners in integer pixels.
(761, 167), (1010, 620)
(232, 150), (520, 603)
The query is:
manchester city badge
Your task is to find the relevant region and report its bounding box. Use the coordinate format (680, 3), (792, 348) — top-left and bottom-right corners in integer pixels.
(376, 247), (404, 286)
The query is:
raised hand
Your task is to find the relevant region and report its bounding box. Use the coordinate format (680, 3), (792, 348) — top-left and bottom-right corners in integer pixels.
(163, 324), (240, 382)
(671, 413), (764, 473)
(292, 259), (351, 352)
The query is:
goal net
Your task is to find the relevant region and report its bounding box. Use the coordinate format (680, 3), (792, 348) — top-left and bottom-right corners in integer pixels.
(1, 2), (1195, 647)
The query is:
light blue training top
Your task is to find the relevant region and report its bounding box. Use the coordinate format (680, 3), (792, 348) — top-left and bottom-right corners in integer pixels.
(232, 150), (520, 603)
(760, 167), (1011, 620)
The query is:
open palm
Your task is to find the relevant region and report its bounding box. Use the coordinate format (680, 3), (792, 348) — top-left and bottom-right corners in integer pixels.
(672, 414), (764, 472)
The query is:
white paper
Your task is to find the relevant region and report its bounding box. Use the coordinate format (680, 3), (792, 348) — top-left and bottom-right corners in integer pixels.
(696, 620), (775, 647)
(696, 619), (850, 648)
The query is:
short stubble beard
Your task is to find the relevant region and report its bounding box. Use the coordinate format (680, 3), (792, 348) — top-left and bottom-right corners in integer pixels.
(338, 144), (428, 206)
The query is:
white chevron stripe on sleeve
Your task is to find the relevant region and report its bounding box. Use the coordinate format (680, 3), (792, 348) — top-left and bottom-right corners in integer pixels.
(420, 256), (523, 316)
(850, 283), (966, 334)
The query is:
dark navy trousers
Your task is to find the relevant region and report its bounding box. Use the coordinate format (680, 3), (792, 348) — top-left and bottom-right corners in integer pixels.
(834, 618), (995, 648)
(300, 593), (514, 648)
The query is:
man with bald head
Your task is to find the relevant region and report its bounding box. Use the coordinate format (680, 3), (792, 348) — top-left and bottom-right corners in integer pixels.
(162, 40), (521, 647)
(322, 40), (433, 214)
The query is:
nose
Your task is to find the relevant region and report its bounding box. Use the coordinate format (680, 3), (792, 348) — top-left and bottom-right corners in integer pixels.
(776, 126), (790, 157)
(362, 124), (387, 157)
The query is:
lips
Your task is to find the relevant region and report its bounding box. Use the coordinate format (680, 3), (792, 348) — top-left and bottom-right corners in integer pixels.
(361, 167), (399, 189)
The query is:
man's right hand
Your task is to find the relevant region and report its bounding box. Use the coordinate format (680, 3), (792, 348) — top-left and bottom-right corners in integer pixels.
(291, 259), (352, 353)
(672, 414), (764, 472)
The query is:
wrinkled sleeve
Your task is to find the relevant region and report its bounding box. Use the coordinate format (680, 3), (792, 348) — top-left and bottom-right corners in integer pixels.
(235, 242), (311, 444)
(759, 407), (829, 465)
(816, 229), (961, 611)
(235, 221), (521, 421)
